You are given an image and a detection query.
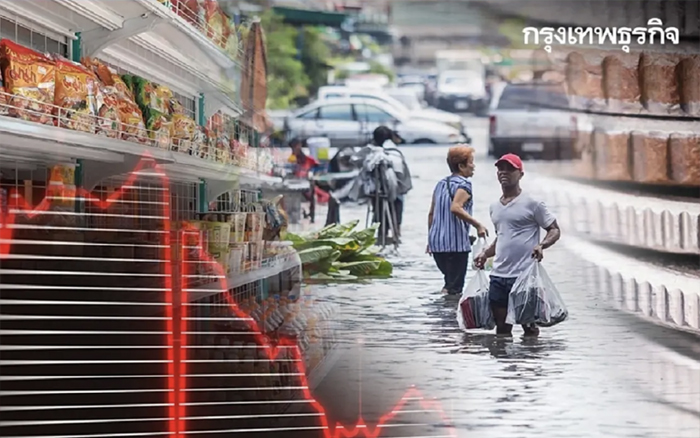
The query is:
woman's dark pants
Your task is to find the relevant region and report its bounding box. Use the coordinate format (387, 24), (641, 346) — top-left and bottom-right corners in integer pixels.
(432, 252), (470, 295)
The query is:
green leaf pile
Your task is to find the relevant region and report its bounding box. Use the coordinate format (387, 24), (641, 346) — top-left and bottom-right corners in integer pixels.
(287, 221), (392, 282)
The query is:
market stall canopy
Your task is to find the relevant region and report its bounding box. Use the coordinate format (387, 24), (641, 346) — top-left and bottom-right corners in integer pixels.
(272, 6), (348, 27)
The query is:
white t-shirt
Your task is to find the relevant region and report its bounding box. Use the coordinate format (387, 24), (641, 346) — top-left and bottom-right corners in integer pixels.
(489, 192), (556, 278)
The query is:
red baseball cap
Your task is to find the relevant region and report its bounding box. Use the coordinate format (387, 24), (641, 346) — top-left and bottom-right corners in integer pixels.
(495, 153), (524, 170)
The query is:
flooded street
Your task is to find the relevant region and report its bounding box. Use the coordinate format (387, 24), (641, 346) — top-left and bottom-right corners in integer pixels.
(306, 118), (700, 438)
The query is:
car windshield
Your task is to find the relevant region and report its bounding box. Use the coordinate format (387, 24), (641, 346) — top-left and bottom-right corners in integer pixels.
(441, 72), (482, 87)
(497, 84), (570, 110)
(389, 93), (420, 110)
(444, 77), (469, 86)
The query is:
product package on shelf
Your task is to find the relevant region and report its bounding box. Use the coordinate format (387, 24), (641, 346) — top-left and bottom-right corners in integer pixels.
(230, 212), (246, 243)
(83, 58), (147, 142)
(228, 243), (246, 275)
(54, 57), (99, 133)
(225, 19), (239, 60)
(0, 64), (9, 116)
(170, 98), (197, 152)
(173, 0), (205, 26)
(0, 39), (55, 125)
(47, 164), (76, 214)
(204, 0), (228, 48)
(247, 241), (263, 270)
(246, 211), (265, 243)
(129, 75), (173, 148)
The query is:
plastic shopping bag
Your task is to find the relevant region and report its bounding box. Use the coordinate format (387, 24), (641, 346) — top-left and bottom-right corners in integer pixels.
(505, 261), (568, 327)
(457, 269), (496, 331)
(471, 237), (493, 270)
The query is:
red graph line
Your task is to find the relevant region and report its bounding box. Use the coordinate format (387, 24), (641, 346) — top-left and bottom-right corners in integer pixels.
(180, 227), (458, 438)
(1, 155), (177, 438)
(1, 155), (457, 438)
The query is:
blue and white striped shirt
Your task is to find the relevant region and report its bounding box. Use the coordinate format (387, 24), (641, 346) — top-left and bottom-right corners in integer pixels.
(428, 175), (473, 253)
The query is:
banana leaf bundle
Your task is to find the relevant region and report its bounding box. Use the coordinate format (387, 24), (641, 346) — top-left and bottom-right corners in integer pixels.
(286, 220), (393, 282)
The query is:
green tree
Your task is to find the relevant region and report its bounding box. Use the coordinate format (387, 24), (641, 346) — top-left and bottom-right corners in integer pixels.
(300, 26), (331, 100)
(260, 10), (309, 109)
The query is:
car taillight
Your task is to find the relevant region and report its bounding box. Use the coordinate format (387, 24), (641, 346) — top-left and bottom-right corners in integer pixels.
(489, 115), (496, 136)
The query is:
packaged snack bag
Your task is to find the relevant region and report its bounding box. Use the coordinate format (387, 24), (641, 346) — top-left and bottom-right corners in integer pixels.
(204, 0), (227, 48)
(0, 39), (55, 125)
(112, 75), (148, 143)
(225, 19), (239, 60)
(54, 57), (98, 133)
(94, 82), (120, 138)
(133, 76), (172, 115)
(169, 98), (197, 151)
(82, 58), (147, 142)
(0, 67), (9, 116)
(132, 76), (173, 147)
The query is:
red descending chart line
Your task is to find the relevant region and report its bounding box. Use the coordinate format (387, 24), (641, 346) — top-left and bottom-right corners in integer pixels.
(0, 155), (457, 438)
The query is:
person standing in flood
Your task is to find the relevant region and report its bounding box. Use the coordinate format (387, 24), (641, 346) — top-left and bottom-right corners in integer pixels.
(427, 146), (489, 295)
(474, 154), (561, 336)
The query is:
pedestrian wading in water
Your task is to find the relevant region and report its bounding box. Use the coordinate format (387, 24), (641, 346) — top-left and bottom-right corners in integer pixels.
(427, 145), (488, 295)
(474, 154), (561, 337)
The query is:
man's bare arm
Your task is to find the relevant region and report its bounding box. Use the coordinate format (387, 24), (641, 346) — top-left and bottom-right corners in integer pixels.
(482, 237), (497, 257)
(540, 221), (561, 249)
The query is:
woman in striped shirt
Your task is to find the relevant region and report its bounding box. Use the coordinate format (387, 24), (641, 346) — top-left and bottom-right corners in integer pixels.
(427, 146), (489, 295)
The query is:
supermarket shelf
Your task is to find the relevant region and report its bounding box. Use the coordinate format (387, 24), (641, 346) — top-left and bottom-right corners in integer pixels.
(0, 116), (277, 187)
(532, 175), (700, 255)
(188, 253), (302, 302)
(567, 236), (700, 335)
(133, 0), (238, 70)
(0, 0), (241, 112)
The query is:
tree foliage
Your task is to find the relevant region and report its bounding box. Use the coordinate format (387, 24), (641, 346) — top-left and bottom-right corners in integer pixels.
(260, 10), (309, 109)
(260, 11), (331, 109)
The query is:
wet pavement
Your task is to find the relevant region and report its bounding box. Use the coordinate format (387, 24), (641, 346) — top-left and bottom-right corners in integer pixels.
(306, 118), (700, 438)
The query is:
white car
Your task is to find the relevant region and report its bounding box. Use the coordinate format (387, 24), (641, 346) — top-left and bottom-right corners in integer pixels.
(284, 97), (466, 147)
(397, 75), (426, 101)
(436, 70), (488, 114)
(488, 81), (586, 160)
(316, 86), (466, 135)
(384, 88), (466, 132)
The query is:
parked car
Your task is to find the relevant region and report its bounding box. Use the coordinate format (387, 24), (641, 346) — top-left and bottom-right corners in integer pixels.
(316, 86), (468, 139)
(435, 70), (488, 114)
(284, 98), (467, 147)
(488, 81), (582, 160)
(397, 75), (426, 101)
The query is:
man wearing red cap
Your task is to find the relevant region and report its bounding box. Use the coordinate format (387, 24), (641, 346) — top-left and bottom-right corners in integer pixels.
(474, 154), (561, 337)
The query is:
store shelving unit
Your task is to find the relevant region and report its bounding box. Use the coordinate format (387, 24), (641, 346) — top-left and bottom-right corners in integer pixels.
(0, 2), (336, 437)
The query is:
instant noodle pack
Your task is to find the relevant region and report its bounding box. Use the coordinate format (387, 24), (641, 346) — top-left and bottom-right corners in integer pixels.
(168, 0), (240, 58)
(0, 40), (253, 168)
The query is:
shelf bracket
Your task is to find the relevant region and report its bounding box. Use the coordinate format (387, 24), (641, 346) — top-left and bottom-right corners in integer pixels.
(201, 90), (241, 120)
(81, 14), (165, 58)
(82, 155), (169, 191)
(205, 179), (239, 204)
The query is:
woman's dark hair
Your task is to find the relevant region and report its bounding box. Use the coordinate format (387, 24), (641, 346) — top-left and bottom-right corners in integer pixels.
(289, 137), (307, 149)
(447, 146), (475, 173)
(372, 126), (394, 146)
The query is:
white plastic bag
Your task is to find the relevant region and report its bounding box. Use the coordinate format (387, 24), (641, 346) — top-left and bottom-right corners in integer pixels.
(471, 237), (493, 270)
(457, 269), (495, 331)
(505, 261), (568, 327)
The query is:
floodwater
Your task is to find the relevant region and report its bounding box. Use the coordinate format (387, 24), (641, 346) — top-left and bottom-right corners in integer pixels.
(305, 118), (700, 438)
